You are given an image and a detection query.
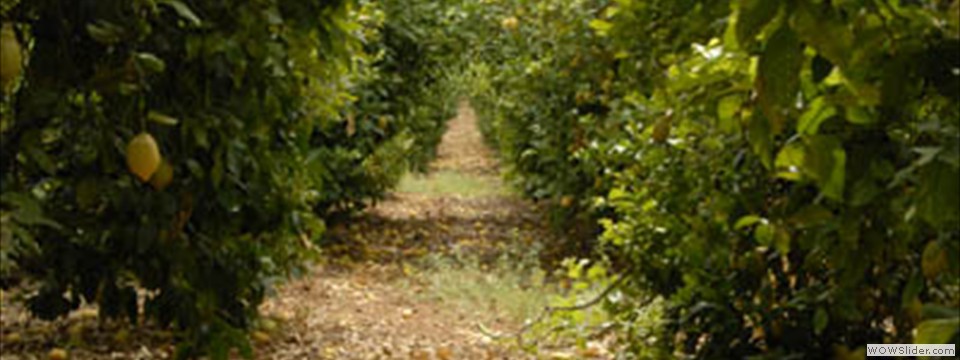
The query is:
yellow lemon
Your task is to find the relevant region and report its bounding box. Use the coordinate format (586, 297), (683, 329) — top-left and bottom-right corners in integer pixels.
(259, 318), (278, 332)
(48, 348), (68, 360)
(1, 23), (23, 91)
(251, 330), (271, 345)
(149, 160), (174, 190)
(501, 17), (519, 31)
(126, 132), (162, 182)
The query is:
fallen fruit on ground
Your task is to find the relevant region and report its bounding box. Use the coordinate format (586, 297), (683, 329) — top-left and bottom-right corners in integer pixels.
(5, 331), (22, 344)
(259, 318), (278, 332)
(48, 348), (68, 360)
(501, 17), (519, 31)
(252, 330), (271, 345)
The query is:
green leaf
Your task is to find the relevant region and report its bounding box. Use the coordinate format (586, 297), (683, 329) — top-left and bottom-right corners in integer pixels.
(844, 106), (875, 125)
(158, 0), (202, 26)
(734, 0), (781, 49)
(916, 163), (960, 228)
(797, 97), (836, 135)
(902, 272), (923, 307)
(135, 53), (167, 73)
(775, 142), (806, 181)
(1, 193), (61, 229)
(748, 112), (774, 168)
(148, 111), (179, 126)
(734, 215), (762, 229)
(588, 19), (613, 36)
(913, 147), (943, 167)
(186, 159), (204, 178)
(849, 178), (881, 207)
(20, 130), (56, 175)
(756, 26), (802, 134)
(86, 21), (123, 44)
(147, 110), (180, 126)
(922, 304), (960, 320)
(773, 226), (791, 255)
(27, 146), (57, 175)
(814, 307), (829, 335)
(717, 94), (742, 134)
(754, 222), (774, 246)
(803, 136), (846, 201)
(915, 318), (960, 345)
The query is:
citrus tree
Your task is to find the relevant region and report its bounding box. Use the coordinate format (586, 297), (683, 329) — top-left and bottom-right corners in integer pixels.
(308, 0), (464, 217)
(0, 0), (457, 357)
(602, 1), (959, 357)
(461, 0), (960, 357)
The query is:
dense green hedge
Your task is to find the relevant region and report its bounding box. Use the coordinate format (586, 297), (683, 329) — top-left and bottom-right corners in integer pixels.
(306, 0), (459, 216)
(0, 0), (455, 357)
(463, 0), (959, 357)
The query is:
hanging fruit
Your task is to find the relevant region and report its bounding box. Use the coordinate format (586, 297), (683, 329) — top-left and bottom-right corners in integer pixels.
(149, 159), (174, 190)
(1, 22), (23, 92)
(126, 132), (162, 182)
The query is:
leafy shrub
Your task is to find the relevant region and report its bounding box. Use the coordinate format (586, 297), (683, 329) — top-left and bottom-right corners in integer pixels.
(0, 0), (456, 357)
(462, 0), (960, 357)
(0, 0), (355, 356)
(314, 0), (462, 216)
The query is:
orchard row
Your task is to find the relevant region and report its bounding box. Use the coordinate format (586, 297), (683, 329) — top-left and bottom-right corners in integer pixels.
(463, 0), (959, 358)
(1, 0), (461, 357)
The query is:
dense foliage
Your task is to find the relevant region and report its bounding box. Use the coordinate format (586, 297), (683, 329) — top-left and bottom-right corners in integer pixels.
(0, 0), (455, 357)
(463, 0), (960, 358)
(313, 0), (461, 216)
(2, 0), (958, 358)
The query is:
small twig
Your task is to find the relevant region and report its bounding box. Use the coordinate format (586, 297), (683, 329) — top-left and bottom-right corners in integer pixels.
(475, 269), (633, 348)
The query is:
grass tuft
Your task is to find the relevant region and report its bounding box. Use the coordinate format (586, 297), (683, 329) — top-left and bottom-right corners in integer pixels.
(396, 171), (510, 197)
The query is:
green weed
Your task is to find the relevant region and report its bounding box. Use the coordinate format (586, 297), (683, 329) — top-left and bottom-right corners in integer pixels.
(396, 171), (510, 197)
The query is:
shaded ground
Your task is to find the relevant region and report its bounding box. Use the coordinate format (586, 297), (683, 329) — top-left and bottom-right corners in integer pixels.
(1, 102), (608, 359)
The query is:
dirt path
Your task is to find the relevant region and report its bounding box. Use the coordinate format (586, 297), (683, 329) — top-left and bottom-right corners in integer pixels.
(255, 102), (561, 359)
(430, 103), (498, 175)
(1, 103), (577, 359)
